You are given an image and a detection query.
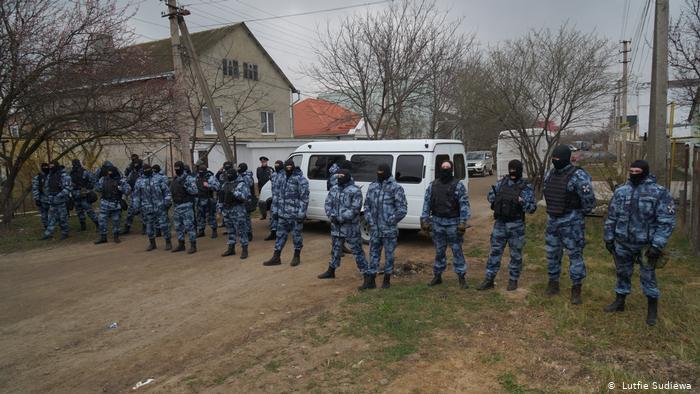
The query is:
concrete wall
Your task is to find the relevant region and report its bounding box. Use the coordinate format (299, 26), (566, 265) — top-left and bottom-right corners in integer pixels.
(194, 140), (311, 177)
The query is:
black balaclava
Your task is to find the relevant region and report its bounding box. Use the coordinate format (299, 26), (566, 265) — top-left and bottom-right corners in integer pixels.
(143, 163), (153, 177)
(284, 159), (295, 176)
(106, 163), (119, 178)
(551, 145), (572, 170)
(152, 164), (161, 174)
(49, 160), (60, 173)
(629, 159), (650, 186)
(238, 163), (248, 174)
(377, 163), (391, 183)
(133, 158), (143, 170)
(198, 164), (207, 177)
(337, 169), (351, 186)
(274, 160), (284, 172)
(40, 163), (49, 175)
(174, 161), (184, 176)
(72, 159), (81, 169)
(508, 159), (523, 180)
(223, 161), (233, 172)
(439, 161), (453, 182)
(226, 168), (238, 182)
(183, 164), (191, 174)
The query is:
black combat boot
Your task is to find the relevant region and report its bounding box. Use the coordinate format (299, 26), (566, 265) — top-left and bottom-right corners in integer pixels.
(94, 234), (107, 244)
(358, 275), (371, 291)
(603, 293), (626, 312)
(545, 280), (560, 296)
(428, 273), (443, 286)
(187, 241), (197, 254)
(318, 266), (336, 279)
(172, 240), (186, 253)
(222, 244), (236, 256)
(507, 279), (518, 291)
(164, 239), (172, 251)
(263, 250), (282, 266)
(458, 274), (468, 289)
(80, 221), (87, 231)
(113, 233), (121, 243)
(476, 277), (495, 291)
(211, 228), (218, 239)
(646, 297), (658, 326)
(571, 284), (582, 305)
(290, 250), (301, 266)
(240, 245), (248, 259)
(146, 238), (156, 251)
(264, 231), (276, 241)
(382, 274), (391, 289)
(367, 274), (377, 289)
(197, 229), (205, 238)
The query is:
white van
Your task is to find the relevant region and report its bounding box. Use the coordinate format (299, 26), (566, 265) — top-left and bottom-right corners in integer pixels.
(258, 139), (469, 241)
(496, 129), (551, 178)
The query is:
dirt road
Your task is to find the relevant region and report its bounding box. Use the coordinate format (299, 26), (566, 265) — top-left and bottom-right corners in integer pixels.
(0, 175), (497, 393)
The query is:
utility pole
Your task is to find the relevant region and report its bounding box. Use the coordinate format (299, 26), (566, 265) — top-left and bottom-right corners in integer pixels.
(647, 0), (669, 186)
(621, 40), (631, 129)
(176, 13), (235, 163)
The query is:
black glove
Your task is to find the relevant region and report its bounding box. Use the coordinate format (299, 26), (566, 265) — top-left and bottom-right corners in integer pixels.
(457, 222), (467, 235)
(35, 200), (42, 208)
(272, 212), (279, 220)
(605, 241), (615, 255)
(646, 246), (662, 261)
(420, 218), (431, 232)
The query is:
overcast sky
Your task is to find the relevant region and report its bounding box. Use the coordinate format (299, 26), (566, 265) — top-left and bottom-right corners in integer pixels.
(124, 0), (688, 133)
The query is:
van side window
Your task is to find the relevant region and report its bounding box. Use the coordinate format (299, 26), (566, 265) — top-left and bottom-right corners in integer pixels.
(307, 155), (345, 180)
(350, 155), (393, 182)
(290, 155), (303, 170)
(435, 154), (450, 178)
(396, 155), (424, 184)
(453, 154), (466, 180)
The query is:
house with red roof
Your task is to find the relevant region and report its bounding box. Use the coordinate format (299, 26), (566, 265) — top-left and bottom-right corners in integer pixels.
(293, 98), (373, 139)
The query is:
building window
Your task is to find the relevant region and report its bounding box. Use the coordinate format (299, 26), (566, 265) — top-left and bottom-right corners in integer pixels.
(396, 155), (424, 183)
(261, 111), (275, 134)
(202, 106), (223, 135)
(222, 58), (239, 77)
(243, 62), (259, 80)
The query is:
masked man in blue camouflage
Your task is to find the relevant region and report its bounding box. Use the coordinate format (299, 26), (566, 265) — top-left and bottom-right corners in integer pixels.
(150, 164), (170, 239)
(32, 163), (50, 230)
(603, 160), (675, 326)
(362, 163), (407, 289)
(318, 169), (373, 289)
(123, 156), (144, 235)
(264, 160), (285, 241)
(219, 168), (251, 259)
(170, 161), (199, 254)
(94, 162), (131, 244)
(132, 163), (172, 251)
(195, 163), (219, 239)
(238, 162), (255, 240)
(69, 159), (99, 231)
(263, 159), (309, 267)
(477, 160), (537, 291)
(421, 160), (471, 289)
(542, 145), (596, 304)
(40, 161), (72, 240)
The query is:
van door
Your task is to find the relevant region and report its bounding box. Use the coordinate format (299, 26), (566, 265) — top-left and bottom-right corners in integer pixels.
(395, 153), (426, 227)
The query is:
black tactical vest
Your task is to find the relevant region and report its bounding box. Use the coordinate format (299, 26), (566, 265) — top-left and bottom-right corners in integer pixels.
(171, 176), (194, 205)
(48, 172), (62, 194)
(37, 174), (45, 194)
(71, 168), (86, 189)
(218, 181), (243, 208)
(102, 177), (121, 201)
(543, 166), (582, 217)
(127, 170), (140, 188)
(196, 176), (212, 198)
(430, 179), (460, 218)
(493, 178), (526, 222)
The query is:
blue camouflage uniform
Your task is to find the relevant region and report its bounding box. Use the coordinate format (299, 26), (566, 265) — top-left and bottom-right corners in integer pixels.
(218, 177), (251, 248)
(364, 176), (407, 275)
(421, 180), (471, 275)
(95, 171), (131, 237)
(69, 165), (99, 227)
(124, 164), (143, 232)
(272, 167), (309, 252)
(32, 172), (49, 229)
(543, 164), (596, 285)
(485, 177), (537, 281)
(153, 170), (171, 239)
(327, 163), (340, 190)
(171, 172), (198, 243)
(268, 169), (283, 232)
(132, 173), (172, 241)
(194, 170), (219, 232)
(325, 178), (369, 273)
(240, 169), (254, 234)
(43, 167), (73, 237)
(604, 176), (675, 298)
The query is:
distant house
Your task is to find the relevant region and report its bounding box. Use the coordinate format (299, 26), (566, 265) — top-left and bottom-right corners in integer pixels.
(293, 98), (373, 139)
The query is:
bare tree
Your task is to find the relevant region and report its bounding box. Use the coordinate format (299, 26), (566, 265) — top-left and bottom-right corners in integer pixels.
(476, 25), (614, 193)
(0, 0), (172, 227)
(670, 0), (700, 107)
(307, 0), (467, 139)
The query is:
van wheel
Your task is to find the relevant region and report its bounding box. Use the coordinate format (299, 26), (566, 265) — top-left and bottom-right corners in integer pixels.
(360, 215), (370, 244)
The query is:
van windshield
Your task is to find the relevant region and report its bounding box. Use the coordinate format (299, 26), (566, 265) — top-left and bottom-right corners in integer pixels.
(466, 152), (485, 160)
